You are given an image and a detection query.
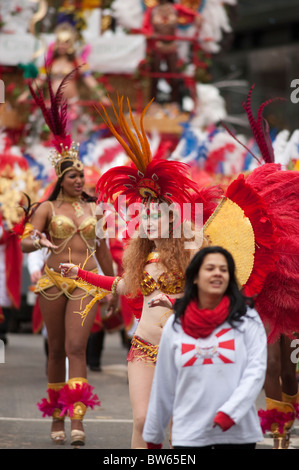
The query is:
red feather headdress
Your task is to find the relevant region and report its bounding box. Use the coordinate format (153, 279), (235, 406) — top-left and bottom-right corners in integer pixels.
(28, 68), (83, 178)
(94, 96), (201, 212)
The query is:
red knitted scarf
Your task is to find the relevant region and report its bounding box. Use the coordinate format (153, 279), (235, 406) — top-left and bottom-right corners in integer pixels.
(180, 296), (230, 339)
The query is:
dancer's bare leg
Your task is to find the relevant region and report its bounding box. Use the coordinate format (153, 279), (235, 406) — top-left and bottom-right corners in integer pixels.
(65, 289), (98, 432)
(38, 290), (67, 435)
(128, 360), (156, 448)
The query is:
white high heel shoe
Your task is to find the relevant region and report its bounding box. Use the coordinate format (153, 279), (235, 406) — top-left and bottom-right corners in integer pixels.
(70, 429), (85, 446)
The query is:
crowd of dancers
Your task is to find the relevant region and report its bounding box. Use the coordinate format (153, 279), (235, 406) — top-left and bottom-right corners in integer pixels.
(0, 62), (296, 449)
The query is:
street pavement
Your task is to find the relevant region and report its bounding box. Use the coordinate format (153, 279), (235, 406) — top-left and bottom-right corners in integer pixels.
(1, 332), (299, 453)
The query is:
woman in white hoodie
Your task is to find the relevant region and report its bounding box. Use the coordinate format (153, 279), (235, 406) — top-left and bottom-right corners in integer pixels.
(143, 245), (267, 449)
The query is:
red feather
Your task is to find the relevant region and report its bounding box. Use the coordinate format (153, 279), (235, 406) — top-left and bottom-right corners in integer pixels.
(245, 163), (299, 341)
(221, 85), (285, 165)
(37, 388), (62, 418)
(11, 194), (40, 238)
(95, 96), (202, 215)
(96, 155), (201, 212)
(193, 185), (223, 224)
(225, 175), (278, 298)
(258, 408), (296, 434)
(242, 84), (285, 163)
(59, 382), (100, 417)
(28, 67), (78, 152)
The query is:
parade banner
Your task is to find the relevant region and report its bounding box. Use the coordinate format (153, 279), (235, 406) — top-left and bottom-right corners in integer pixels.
(0, 32), (146, 74)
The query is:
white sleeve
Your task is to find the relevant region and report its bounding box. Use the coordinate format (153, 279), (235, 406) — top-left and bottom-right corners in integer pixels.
(26, 248), (48, 275)
(142, 318), (178, 445)
(218, 309), (267, 423)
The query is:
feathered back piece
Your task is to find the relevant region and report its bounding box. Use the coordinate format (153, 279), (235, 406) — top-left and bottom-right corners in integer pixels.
(245, 163), (299, 342)
(28, 68), (83, 178)
(95, 96), (201, 211)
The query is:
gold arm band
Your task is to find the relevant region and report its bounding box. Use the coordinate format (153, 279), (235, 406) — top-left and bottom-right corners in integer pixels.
(33, 238), (42, 250)
(21, 223), (34, 239)
(111, 276), (122, 295)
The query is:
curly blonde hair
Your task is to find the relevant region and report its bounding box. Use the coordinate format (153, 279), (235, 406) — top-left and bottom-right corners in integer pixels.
(122, 222), (208, 297)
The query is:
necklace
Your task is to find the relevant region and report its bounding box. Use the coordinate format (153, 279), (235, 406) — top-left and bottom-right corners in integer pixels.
(146, 251), (160, 264)
(72, 200), (84, 218)
(57, 193), (84, 218)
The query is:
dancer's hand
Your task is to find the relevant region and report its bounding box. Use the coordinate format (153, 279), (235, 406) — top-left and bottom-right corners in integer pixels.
(32, 230), (58, 251)
(106, 294), (119, 318)
(60, 263), (79, 278)
(147, 294), (174, 309)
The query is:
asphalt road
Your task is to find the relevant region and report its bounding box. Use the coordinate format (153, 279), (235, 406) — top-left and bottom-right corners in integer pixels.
(1, 332), (299, 458)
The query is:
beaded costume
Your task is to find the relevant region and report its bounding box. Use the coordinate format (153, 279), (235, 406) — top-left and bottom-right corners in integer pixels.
(15, 65), (103, 435)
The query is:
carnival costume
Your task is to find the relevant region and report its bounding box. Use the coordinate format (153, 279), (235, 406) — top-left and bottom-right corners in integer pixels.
(142, 2), (199, 56)
(44, 22), (93, 81)
(34, 199), (100, 302)
(15, 70), (102, 442)
(68, 89), (298, 443)
(70, 95), (220, 368)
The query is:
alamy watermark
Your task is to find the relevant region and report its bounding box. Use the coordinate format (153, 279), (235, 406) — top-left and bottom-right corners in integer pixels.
(290, 79), (299, 103)
(95, 197), (204, 250)
(0, 79), (4, 103)
(290, 339), (299, 364)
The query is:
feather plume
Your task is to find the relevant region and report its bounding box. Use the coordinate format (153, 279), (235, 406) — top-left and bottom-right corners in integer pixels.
(221, 84), (285, 164)
(193, 185), (223, 224)
(96, 156), (200, 212)
(37, 388), (62, 418)
(11, 193), (40, 238)
(95, 96), (201, 211)
(59, 382), (100, 417)
(28, 67), (78, 152)
(258, 408), (296, 434)
(245, 163), (299, 342)
(242, 84), (285, 163)
(95, 95), (153, 173)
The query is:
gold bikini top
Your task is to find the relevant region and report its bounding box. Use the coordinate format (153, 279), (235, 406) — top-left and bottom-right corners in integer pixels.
(140, 252), (185, 296)
(47, 201), (97, 253)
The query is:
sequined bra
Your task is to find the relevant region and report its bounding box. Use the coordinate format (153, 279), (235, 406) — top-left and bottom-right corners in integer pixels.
(140, 252), (185, 296)
(47, 201), (97, 253)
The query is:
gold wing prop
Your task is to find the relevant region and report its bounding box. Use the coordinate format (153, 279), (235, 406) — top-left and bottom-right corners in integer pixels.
(203, 174), (277, 297)
(204, 197), (255, 288)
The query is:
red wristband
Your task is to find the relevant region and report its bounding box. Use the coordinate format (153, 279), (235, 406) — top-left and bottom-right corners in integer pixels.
(213, 411), (235, 431)
(147, 442), (163, 449)
(77, 268), (115, 291)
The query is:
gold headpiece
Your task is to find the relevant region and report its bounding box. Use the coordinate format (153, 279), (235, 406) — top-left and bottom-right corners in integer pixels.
(29, 67), (84, 179)
(49, 141), (83, 178)
(54, 23), (77, 54)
